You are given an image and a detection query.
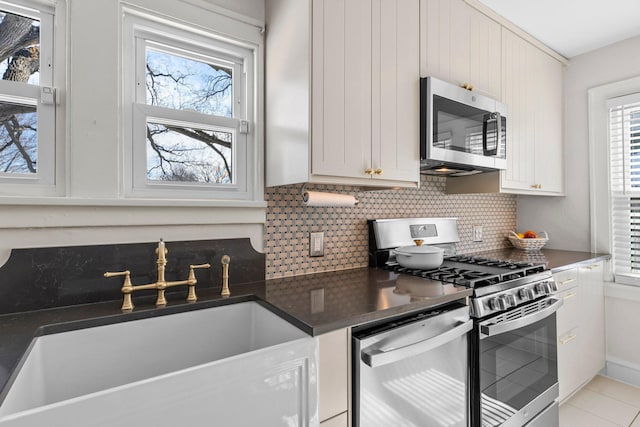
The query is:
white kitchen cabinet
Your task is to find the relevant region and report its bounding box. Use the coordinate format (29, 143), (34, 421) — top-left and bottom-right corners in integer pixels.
(555, 261), (606, 402)
(420, 0), (501, 100)
(442, 25), (565, 196)
(578, 262), (606, 383)
(555, 267), (581, 402)
(319, 328), (350, 425)
(266, 0), (420, 189)
(558, 325), (582, 402)
(499, 28), (564, 195)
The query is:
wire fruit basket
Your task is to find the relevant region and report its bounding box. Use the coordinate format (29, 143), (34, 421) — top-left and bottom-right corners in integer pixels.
(508, 231), (549, 251)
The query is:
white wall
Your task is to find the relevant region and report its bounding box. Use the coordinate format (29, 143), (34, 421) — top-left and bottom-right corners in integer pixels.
(0, 0), (266, 253)
(517, 35), (640, 252)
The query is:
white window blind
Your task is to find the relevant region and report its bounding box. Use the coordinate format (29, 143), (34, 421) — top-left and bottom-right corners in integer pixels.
(608, 92), (640, 285)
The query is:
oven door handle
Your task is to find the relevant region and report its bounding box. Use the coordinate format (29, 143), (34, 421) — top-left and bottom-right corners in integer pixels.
(361, 319), (473, 368)
(480, 297), (563, 338)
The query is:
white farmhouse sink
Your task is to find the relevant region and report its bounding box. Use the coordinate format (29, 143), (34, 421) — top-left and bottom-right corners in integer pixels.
(0, 301), (318, 427)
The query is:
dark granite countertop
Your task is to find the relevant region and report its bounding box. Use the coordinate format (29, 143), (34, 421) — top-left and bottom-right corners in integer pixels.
(264, 267), (473, 334)
(467, 248), (610, 272)
(0, 248), (609, 404)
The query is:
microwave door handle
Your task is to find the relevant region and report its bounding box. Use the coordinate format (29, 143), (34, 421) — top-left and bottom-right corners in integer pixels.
(479, 297), (563, 339)
(482, 113), (499, 156)
(495, 112), (503, 158)
(361, 319), (473, 368)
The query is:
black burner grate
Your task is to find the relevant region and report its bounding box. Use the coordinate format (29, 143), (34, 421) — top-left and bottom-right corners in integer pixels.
(385, 255), (546, 289)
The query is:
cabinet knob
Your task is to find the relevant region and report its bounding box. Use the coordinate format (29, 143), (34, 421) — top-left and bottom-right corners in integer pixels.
(364, 168), (374, 175)
(531, 184), (542, 189)
(374, 168), (383, 175)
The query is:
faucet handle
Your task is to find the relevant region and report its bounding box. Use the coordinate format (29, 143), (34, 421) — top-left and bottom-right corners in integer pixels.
(185, 263), (211, 302)
(104, 270), (134, 311)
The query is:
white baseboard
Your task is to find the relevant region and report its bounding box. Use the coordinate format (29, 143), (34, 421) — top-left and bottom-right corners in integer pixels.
(605, 357), (640, 387)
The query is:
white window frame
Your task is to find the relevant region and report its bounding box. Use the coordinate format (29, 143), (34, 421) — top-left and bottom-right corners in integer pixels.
(0, 0), (57, 194)
(589, 76), (640, 285)
(122, 9), (258, 201)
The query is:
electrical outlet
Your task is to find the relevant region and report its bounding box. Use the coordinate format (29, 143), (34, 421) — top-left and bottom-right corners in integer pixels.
(310, 232), (324, 257)
(473, 225), (483, 242)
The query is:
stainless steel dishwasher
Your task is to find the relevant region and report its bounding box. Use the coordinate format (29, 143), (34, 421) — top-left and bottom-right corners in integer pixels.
(352, 303), (472, 427)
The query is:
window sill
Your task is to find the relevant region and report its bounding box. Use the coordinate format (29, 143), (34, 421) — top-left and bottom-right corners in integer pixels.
(0, 196), (267, 208)
(0, 197), (267, 229)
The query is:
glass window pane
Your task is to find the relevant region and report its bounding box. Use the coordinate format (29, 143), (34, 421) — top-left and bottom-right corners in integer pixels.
(0, 11), (40, 85)
(0, 101), (37, 174)
(145, 47), (232, 117)
(146, 122), (232, 184)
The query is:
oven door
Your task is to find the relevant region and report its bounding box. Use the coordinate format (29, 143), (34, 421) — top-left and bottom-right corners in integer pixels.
(475, 297), (562, 427)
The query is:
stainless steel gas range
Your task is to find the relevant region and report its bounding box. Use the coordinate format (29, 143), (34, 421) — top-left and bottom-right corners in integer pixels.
(364, 218), (561, 427)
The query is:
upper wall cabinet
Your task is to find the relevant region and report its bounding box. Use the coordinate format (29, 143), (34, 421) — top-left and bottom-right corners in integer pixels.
(441, 6), (565, 196)
(420, 0), (502, 100)
(265, 0), (420, 188)
(499, 28), (564, 195)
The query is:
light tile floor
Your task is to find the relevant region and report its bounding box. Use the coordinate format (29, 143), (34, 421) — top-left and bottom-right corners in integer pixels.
(560, 375), (640, 426)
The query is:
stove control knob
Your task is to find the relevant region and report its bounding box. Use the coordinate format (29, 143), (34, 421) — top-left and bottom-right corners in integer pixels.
(519, 288), (535, 301)
(490, 296), (508, 311)
(504, 294), (517, 308)
(536, 282), (552, 295)
(549, 280), (558, 292)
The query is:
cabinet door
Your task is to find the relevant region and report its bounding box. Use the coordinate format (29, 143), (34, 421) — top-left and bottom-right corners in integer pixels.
(500, 28), (564, 195)
(421, 0), (501, 100)
(371, 0), (420, 183)
(500, 28), (537, 192)
(535, 51), (563, 193)
(554, 268), (578, 293)
(319, 328), (349, 423)
(311, 0), (372, 180)
(579, 262), (606, 381)
(558, 327), (581, 402)
(556, 286), (580, 337)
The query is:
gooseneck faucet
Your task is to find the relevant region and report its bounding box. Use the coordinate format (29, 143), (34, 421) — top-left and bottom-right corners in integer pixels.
(104, 239), (211, 311)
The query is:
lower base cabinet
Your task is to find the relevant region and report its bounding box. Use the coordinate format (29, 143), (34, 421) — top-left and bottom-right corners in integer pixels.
(319, 328), (350, 425)
(555, 261), (606, 402)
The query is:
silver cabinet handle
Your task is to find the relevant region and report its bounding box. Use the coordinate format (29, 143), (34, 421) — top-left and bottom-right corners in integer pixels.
(480, 297), (563, 338)
(361, 320), (473, 368)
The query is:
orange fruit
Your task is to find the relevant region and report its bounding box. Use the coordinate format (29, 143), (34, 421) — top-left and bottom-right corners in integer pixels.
(524, 230), (538, 239)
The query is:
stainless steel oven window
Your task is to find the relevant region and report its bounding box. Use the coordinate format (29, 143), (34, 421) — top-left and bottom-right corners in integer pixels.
(477, 298), (560, 427)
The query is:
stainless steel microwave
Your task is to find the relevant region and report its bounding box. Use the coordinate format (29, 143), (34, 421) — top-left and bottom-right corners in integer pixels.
(420, 76), (507, 176)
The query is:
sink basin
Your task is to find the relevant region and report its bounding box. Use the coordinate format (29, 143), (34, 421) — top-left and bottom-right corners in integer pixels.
(0, 301), (318, 426)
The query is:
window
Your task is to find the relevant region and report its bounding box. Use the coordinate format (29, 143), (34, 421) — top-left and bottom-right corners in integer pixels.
(0, 1), (56, 191)
(123, 11), (257, 200)
(608, 93), (640, 284)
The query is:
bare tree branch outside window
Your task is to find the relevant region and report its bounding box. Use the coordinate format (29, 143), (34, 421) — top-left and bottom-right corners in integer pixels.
(144, 48), (234, 184)
(0, 11), (40, 175)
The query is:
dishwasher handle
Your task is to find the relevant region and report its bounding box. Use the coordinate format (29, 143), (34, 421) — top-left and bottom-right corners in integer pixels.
(361, 319), (473, 368)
